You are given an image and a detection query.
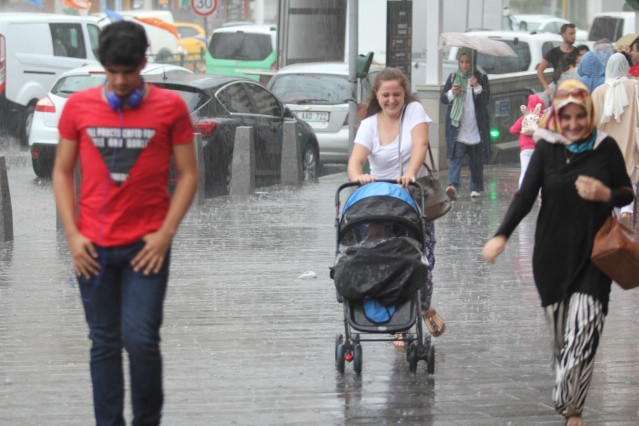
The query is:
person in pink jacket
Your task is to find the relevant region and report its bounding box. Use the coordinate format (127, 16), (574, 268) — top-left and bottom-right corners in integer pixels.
(510, 94), (546, 188)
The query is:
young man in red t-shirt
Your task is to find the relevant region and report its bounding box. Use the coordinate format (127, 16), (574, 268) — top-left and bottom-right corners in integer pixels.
(52, 20), (197, 425)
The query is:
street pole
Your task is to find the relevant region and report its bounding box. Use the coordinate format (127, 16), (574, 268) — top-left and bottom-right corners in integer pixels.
(348, 0), (358, 157)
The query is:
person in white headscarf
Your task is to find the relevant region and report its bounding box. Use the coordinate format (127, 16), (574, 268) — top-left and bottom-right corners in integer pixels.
(592, 52), (639, 224)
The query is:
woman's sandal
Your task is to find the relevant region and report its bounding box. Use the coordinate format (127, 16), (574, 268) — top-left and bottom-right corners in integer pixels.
(422, 308), (446, 337)
(393, 333), (409, 347)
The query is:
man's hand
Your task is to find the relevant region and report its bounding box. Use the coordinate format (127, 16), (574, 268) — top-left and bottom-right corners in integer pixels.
(131, 229), (173, 275)
(68, 232), (100, 279)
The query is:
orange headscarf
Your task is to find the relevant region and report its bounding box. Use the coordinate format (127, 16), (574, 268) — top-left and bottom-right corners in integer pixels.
(538, 79), (596, 143)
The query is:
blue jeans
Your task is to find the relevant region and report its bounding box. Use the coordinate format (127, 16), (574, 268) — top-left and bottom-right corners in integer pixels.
(447, 141), (484, 192)
(78, 240), (170, 426)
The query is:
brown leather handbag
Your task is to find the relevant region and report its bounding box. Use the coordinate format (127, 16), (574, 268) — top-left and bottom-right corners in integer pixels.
(591, 190), (639, 290)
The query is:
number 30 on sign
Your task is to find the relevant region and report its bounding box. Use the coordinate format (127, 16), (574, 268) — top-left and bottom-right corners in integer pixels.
(191, 0), (218, 16)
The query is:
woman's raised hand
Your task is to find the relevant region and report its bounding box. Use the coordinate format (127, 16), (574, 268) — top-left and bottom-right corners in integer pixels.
(575, 175), (612, 202)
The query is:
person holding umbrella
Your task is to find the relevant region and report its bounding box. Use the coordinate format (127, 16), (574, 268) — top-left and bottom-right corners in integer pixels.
(441, 47), (491, 199)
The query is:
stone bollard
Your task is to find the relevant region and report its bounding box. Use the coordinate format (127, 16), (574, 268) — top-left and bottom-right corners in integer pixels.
(230, 126), (255, 196)
(193, 133), (206, 204)
(0, 157), (14, 242)
(280, 121), (303, 186)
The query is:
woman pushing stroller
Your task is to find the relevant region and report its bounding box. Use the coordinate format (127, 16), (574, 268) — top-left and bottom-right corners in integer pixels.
(347, 67), (445, 340)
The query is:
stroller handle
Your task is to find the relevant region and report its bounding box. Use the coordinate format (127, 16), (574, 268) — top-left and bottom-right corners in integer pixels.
(335, 179), (426, 220)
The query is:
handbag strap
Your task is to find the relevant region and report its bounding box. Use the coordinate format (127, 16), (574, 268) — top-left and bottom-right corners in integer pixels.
(395, 104), (438, 178)
(423, 144), (438, 176)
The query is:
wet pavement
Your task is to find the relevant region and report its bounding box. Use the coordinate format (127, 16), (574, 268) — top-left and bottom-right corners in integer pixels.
(2, 149), (639, 425)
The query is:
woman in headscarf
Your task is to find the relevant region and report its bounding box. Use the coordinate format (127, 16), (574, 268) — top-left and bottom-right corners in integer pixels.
(440, 47), (491, 200)
(591, 52), (639, 226)
(577, 50), (605, 93)
(482, 79), (632, 426)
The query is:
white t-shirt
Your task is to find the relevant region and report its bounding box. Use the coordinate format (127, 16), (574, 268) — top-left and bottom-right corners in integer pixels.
(446, 82), (483, 145)
(354, 101), (432, 179)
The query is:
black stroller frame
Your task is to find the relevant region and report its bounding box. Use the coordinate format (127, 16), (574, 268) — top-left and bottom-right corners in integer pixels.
(333, 180), (435, 375)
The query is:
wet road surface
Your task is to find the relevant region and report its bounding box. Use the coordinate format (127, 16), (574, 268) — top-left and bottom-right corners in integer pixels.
(2, 150), (639, 425)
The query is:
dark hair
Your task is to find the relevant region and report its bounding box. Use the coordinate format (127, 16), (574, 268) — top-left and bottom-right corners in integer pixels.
(631, 36), (639, 52)
(552, 50), (578, 83)
(560, 23), (575, 34)
(98, 21), (148, 67)
(621, 51), (633, 66)
(364, 67), (419, 118)
(577, 44), (589, 53)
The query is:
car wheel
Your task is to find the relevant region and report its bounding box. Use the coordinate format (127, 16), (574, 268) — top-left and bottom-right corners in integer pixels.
(31, 156), (52, 178)
(19, 103), (35, 147)
(302, 141), (319, 181)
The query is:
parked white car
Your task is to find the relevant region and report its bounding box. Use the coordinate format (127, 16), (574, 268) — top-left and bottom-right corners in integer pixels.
(0, 13), (101, 145)
(267, 62), (380, 164)
(28, 63), (192, 178)
(512, 14), (589, 42)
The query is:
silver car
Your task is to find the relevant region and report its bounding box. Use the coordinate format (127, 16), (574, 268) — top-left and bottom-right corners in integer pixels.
(268, 62), (379, 164)
(28, 63), (192, 178)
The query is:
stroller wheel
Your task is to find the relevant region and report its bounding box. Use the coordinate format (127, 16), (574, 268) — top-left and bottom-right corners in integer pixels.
(336, 343), (346, 374)
(335, 334), (343, 362)
(426, 344), (435, 375)
(407, 342), (419, 373)
(353, 344), (362, 374)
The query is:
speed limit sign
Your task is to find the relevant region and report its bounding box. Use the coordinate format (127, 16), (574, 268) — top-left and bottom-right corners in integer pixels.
(191, 0), (218, 16)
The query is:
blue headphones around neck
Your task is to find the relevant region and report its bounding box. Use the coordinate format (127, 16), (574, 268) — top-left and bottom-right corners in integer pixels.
(104, 78), (145, 112)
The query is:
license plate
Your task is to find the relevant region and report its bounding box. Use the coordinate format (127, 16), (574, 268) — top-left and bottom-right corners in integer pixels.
(298, 111), (329, 123)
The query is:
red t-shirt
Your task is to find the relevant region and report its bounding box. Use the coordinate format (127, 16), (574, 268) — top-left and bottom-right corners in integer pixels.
(58, 84), (194, 247)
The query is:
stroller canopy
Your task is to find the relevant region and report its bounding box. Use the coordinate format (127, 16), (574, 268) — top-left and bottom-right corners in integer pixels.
(340, 182), (423, 242)
(333, 182), (427, 306)
(343, 181), (418, 213)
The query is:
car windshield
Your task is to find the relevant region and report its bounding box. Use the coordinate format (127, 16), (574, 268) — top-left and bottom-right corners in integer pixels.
(50, 74), (105, 98)
(589, 17), (625, 42)
(150, 83), (209, 113)
(178, 27), (199, 38)
(209, 32), (272, 60)
(269, 73), (349, 104)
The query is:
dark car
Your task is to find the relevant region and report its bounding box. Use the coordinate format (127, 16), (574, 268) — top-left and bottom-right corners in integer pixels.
(144, 74), (320, 195)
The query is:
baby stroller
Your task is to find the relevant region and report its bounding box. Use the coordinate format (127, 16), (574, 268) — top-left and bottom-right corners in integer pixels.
(331, 180), (435, 375)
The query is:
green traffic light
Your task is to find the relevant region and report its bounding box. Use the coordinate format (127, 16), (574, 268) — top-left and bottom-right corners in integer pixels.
(490, 128), (500, 140)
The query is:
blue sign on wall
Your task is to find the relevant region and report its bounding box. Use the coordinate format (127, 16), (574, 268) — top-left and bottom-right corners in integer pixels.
(495, 99), (509, 118)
